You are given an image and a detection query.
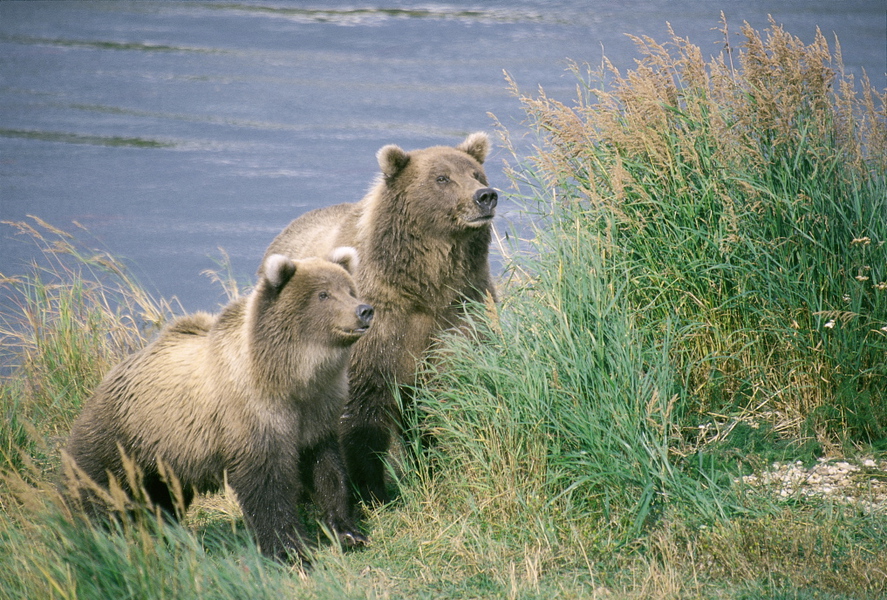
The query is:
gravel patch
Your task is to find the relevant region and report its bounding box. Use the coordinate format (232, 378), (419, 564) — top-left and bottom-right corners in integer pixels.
(738, 457), (887, 512)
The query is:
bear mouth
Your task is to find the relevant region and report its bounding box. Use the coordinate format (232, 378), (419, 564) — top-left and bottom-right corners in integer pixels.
(338, 326), (370, 338)
(464, 214), (494, 226)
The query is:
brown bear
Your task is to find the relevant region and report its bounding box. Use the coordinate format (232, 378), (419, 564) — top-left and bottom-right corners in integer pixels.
(262, 132), (498, 505)
(63, 248), (374, 563)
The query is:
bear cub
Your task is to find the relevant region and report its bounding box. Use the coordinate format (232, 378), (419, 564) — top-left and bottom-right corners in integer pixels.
(63, 248), (373, 563)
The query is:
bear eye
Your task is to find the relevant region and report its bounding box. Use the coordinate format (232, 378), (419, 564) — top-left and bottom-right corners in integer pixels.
(318, 291), (329, 301)
(436, 175), (450, 184)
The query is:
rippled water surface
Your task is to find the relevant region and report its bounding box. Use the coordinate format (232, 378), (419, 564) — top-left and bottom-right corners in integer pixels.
(2, 1), (884, 311)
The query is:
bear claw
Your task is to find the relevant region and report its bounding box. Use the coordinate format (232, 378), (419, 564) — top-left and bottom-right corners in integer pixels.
(339, 531), (369, 548)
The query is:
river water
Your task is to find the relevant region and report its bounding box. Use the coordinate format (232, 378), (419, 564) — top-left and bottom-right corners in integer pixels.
(1, 1), (884, 313)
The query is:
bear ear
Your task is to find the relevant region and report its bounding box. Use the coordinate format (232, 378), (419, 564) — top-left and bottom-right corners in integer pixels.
(457, 131), (490, 164)
(328, 246), (359, 274)
(377, 144), (410, 179)
(263, 254), (297, 292)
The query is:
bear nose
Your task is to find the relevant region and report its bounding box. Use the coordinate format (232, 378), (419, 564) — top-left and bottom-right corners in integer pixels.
(473, 187), (498, 213)
(356, 304), (374, 328)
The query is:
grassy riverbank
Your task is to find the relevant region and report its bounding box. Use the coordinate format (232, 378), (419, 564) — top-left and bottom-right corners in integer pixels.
(2, 19), (886, 599)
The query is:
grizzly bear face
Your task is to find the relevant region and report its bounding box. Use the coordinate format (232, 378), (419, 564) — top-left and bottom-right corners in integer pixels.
(255, 249), (374, 350)
(376, 132), (498, 236)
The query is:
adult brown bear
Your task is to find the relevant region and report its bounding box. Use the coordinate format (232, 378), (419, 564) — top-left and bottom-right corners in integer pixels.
(63, 249), (373, 563)
(263, 133), (497, 505)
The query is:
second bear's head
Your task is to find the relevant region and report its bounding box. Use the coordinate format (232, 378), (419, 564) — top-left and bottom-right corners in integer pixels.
(375, 132), (498, 235)
(252, 247), (374, 349)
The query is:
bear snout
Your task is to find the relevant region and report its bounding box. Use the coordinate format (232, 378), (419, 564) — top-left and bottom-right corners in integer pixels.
(473, 187), (498, 214)
(356, 303), (374, 329)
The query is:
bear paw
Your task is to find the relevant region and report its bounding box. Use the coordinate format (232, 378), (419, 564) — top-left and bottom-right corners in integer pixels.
(338, 530), (369, 549)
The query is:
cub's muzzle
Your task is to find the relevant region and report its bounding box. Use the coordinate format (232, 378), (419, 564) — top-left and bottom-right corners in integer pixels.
(356, 304), (374, 330)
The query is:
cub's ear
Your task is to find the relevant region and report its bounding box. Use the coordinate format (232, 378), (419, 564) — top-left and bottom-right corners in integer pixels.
(263, 254), (297, 292)
(377, 144), (410, 179)
(457, 131), (490, 164)
(328, 246), (359, 275)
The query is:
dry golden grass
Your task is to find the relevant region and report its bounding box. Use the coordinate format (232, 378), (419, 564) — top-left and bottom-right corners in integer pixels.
(510, 15), (885, 195)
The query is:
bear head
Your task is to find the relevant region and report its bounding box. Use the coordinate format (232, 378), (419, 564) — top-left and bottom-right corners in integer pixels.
(374, 132), (498, 235)
(253, 248), (374, 350)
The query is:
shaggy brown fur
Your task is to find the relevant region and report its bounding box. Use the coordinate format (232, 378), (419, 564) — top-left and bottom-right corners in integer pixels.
(63, 249), (373, 563)
(263, 133), (497, 504)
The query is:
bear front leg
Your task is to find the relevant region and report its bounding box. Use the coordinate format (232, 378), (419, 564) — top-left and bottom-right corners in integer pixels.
(227, 459), (307, 563)
(339, 412), (392, 506)
(301, 433), (368, 548)
(340, 311), (421, 506)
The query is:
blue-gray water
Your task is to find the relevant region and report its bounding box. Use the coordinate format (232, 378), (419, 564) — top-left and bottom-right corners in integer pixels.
(2, 1), (885, 313)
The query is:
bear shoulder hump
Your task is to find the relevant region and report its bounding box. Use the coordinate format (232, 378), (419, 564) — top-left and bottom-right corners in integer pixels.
(165, 312), (214, 337)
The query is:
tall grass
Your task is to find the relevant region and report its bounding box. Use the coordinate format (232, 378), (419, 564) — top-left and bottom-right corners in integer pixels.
(502, 16), (887, 447)
(0, 217), (174, 472)
(0, 479), (294, 600)
(1, 18), (886, 599)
